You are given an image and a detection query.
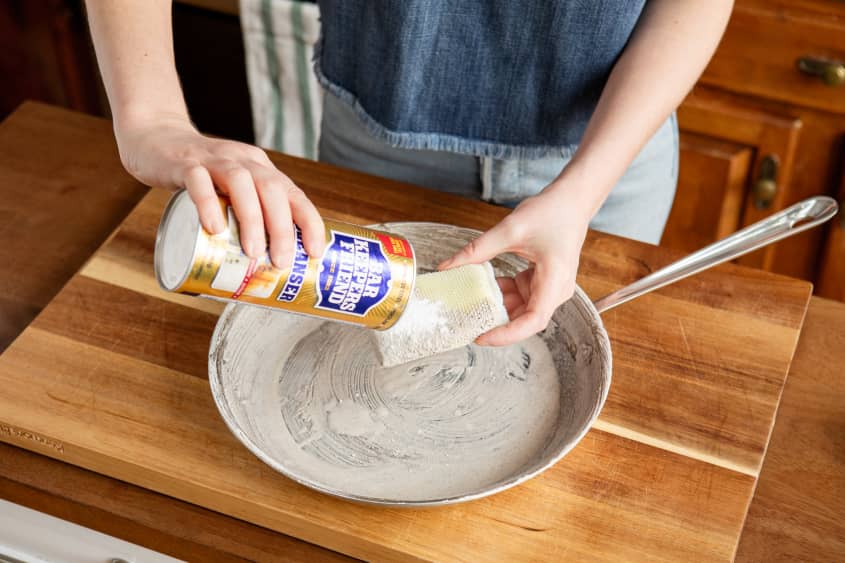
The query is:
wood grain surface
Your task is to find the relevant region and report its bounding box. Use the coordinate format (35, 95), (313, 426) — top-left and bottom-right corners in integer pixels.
(735, 298), (845, 562)
(0, 118), (815, 561)
(701, 0), (845, 116)
(0, 104), (815, 561)
(662, 132), (751, 253)
(0, 102), (146, 351)
(816, 172), (845, 301)
(0, 443), (353, 562)
(0, 102), (338, 560)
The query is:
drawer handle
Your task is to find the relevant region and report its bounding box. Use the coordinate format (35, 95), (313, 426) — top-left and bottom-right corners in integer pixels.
(797, 56), (845, 87)
(752, 154), (779, 210)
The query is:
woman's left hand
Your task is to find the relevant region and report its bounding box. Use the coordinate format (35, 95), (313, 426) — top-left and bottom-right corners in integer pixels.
(438, 184), (593, 347)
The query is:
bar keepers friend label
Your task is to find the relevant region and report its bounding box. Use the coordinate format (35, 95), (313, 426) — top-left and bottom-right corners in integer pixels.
(154, 190), (415, 330)
(315, 231), (392, 316)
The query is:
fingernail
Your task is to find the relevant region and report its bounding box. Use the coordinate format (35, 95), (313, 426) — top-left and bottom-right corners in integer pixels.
(312, 239), (327, 258)
(205, 217), (223, 235)
(304, 239), (322, 259)
(272, 252), (292, 269)
(244, 239), (262, 258)
(210, 217), (225, 234)
(307, 246), (323, 260)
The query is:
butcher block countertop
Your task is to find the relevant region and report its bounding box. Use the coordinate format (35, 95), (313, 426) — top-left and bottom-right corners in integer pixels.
(0, 103), (842, 562)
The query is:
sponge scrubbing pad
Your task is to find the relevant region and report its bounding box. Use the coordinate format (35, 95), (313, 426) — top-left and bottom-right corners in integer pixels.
(374, 262), (509, 367)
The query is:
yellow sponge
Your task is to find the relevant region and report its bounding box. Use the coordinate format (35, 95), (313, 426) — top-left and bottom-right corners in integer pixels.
(374, 262), (509, 367)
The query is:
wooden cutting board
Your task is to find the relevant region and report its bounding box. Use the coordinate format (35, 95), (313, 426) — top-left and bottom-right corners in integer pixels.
(0, 154), (812, 559)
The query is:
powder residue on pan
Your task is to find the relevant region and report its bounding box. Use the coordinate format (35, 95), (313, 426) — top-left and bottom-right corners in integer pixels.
(271, 323), (560, 500)
(210, 223), (611, 504)
(211, 308), (562, 501)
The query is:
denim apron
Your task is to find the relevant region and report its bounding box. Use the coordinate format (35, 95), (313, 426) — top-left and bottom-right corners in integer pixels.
(314, 0), (677, 244)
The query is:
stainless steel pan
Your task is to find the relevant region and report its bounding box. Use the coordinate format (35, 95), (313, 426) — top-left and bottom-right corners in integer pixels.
(208, 196), (836, 506)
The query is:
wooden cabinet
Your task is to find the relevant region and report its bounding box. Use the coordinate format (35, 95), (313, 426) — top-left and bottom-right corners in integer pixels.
(0, 0), (252, 140)
(662, 88), (801, 267)
(663, 133), (751, 253)
(817, 173), (845, 300)
(702, 0), (845, 116)
(0, 0), (106, 120)
(662, 0), (845, 299)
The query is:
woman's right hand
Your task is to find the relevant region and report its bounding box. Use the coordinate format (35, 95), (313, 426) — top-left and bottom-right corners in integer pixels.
(116, 113), (325, 268)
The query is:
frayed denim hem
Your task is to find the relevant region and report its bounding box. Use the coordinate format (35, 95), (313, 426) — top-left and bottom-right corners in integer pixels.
(313, 49), (578, 161)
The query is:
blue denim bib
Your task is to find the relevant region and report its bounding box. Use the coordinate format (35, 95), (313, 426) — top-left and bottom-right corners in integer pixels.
(314, 0), (645, 159)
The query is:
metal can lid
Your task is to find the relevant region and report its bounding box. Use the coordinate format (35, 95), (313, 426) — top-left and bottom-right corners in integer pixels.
(154, 190), (202, 291)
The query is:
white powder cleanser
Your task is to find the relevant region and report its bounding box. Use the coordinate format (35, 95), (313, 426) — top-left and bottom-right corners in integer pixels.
(209, 224), (572, 501)
(243, 262), (556, 500)
(266, 322), (560, 501)
(374, 262), (509, 366)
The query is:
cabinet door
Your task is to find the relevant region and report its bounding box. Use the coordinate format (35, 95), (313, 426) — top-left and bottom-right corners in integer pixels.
(701, 0), (845, 116)
(676, 88), (802, 269)
(0, 0), (105, 119)
(816, 172), (845, 300)
(662, 134), (752, 252)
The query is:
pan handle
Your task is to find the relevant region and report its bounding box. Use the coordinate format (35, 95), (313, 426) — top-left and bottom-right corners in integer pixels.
(592, 196), (839, 314)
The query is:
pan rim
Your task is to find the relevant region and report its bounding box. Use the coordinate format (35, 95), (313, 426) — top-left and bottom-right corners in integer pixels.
(207, 221), (613, 506)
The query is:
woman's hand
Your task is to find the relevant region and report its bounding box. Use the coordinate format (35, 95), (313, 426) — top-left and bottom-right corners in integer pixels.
(84, 0), (323, 267)
(116, 114), (325, 268)
(438, 0), (734, 347)
(438, 181), (592, 347)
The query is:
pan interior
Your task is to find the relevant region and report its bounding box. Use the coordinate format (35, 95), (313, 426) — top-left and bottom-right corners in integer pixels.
(209, 223), (611, 504)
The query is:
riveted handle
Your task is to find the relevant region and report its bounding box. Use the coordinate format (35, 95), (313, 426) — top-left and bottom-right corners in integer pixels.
(797, 56), (845, 87)
(753, 154), (779, 210)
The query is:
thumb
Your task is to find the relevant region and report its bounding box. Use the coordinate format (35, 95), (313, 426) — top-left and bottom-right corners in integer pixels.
(438, 221), (513, 271)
